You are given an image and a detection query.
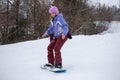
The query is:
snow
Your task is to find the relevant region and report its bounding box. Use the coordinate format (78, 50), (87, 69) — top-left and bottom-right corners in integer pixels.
(0, 21), (120, 80)
(107, 21), (120, 33)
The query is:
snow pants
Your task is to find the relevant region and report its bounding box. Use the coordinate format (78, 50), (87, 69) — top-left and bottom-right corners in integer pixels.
(47, 36), (67, 65)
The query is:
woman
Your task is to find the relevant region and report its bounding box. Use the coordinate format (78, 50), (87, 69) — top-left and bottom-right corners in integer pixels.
(42, 6), (69, 69)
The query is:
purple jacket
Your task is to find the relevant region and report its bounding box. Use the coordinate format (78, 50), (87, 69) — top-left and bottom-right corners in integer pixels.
(45, 13), (69, 38)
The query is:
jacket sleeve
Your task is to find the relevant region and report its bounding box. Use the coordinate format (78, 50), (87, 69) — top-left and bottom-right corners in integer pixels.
(45, 24), (53, 36)
(58, 17), (69, 36)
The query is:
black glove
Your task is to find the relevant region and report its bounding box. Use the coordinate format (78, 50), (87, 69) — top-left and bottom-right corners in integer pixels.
(67, 32), (72, 39)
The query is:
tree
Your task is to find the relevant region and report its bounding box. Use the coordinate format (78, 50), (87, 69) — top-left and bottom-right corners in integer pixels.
(54, 0), (101, 35)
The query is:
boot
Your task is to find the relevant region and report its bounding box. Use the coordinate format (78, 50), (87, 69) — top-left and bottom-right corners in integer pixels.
(43, 63), (54, 69)
(55, 63), (62, 69)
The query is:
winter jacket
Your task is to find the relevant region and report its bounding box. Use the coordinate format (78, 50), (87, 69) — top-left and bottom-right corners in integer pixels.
(45, 13), (69, 38)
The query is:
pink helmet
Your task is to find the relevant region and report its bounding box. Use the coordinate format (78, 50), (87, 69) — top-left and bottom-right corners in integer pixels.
(49, 6), (59, 15)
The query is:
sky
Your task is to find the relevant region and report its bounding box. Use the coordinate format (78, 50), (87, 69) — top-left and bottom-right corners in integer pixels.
(90, 0), (120, 8)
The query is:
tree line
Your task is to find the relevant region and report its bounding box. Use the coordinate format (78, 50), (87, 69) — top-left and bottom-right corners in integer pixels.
(0, 0), (120, 44)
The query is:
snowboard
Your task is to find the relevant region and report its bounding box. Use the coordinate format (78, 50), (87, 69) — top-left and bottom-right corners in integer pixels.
(40, 65), (66, 73)
(52, 68), (66, 73)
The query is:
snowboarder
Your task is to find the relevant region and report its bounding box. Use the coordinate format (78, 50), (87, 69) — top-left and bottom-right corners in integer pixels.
(42, 5), (71, 70)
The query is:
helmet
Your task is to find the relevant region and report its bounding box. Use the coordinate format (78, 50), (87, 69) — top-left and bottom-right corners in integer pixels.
(49, 6), (59, 15)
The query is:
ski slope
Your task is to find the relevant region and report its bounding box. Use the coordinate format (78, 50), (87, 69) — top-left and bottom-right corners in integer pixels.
(0, 21), (120, 80)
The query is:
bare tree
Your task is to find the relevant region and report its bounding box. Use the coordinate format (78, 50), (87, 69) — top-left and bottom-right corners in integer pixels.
(14, 0), (20, 25)
(0, 0), (116, 44)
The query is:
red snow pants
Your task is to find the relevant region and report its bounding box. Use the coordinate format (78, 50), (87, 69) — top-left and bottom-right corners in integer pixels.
(47, 36), (67, 65)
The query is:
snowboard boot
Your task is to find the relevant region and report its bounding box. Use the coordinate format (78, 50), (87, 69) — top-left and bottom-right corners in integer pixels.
(41, 63), (54, 69)
(55, 63), (62, 69)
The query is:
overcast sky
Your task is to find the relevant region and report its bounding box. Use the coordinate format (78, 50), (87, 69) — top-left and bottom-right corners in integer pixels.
(90, 0), (120, 8)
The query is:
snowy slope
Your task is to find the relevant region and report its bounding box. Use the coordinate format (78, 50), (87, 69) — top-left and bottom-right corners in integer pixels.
(0, 21), (120, 80)
(106, 21), (120, 33)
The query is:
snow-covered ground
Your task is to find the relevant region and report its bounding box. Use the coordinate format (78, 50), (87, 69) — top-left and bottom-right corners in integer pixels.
(0, 21), (120, 80)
